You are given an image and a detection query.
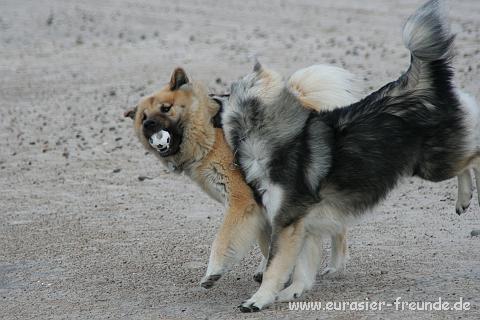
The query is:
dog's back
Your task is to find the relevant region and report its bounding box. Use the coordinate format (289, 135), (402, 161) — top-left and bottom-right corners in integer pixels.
(223, 0), (476, 199)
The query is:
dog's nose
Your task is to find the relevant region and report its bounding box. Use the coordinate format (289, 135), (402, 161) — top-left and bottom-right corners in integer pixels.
(143, 119), (157, 129)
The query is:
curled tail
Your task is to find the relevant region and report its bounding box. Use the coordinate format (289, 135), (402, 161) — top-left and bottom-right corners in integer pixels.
(287, 65), (361, 111)
(403, 0), (454, 62)
(382, 0), (456, 98)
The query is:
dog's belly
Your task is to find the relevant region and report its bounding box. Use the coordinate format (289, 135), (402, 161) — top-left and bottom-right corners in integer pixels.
(304, 203), (353, 237)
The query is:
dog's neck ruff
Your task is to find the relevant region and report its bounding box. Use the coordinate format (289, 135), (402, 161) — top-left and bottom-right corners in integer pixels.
(165, 94), (229, 175)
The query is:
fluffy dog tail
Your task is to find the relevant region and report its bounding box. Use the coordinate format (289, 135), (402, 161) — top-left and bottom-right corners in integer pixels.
(403, 0), (453, 63)
(287, 65), (361, 111)
(380, 0), (455, 99)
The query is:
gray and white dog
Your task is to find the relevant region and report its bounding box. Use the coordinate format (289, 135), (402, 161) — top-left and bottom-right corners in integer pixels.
(222, 0), (480, 312)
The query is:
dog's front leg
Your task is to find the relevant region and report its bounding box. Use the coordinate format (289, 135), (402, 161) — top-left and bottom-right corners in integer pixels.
(239, 218), (305, 312)
(201, 203), (266, 288)
(456, 169), (473, 215)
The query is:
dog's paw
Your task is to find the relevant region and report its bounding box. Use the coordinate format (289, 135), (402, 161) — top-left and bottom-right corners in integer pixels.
(238, 292), (275, 312)
(276, 284), (304, 302)
(253, 272), (263, 283)
(238, 303), (261, 313)
(456, 193), (472, 215)
(321, 266), (344, 278)
(200, 274), (221, 289)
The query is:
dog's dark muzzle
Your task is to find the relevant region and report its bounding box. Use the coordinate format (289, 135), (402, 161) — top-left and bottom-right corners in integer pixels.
(142, 119), (162, 138)
(143, 119), (183, 158)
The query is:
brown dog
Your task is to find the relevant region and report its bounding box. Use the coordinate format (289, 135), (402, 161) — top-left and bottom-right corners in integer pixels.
(124, 65), (360, 288)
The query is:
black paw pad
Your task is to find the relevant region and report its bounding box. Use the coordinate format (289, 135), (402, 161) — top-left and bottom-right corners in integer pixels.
(239, 305), (252, 313)
(253, 273), (263, 283)
(201, 274), (221, 289)
(239, 304), (260, 313)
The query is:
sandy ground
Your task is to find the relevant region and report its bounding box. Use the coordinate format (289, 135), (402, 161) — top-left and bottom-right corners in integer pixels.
(1, 0), (479, 319)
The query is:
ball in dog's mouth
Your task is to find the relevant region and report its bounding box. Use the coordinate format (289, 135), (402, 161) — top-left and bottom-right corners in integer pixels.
(149, 130), (171, 154)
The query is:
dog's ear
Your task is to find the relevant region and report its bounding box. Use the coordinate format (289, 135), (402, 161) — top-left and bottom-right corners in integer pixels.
(170, 68), (189, 90)
(123, 106), (137, 120)
(209, 94), (228, 128)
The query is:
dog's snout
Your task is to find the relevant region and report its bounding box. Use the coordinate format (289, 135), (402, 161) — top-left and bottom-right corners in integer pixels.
(142, 119), (162, 138)
(143, 119), (157, 129)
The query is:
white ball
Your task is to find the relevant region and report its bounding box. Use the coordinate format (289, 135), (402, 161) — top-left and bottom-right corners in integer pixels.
(149, 130), (170, 150)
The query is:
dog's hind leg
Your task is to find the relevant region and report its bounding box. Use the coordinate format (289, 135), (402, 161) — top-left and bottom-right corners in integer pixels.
(276, 234), (322, 302)
(456, 90), (480, 209)
(254, 257), (267, 284)
(253, 222), (271, 283)
(474, 166), (480, 207)
(456, 170), (473, 215)
(322, 226), (348, 277)
(201, 204), (266, 289)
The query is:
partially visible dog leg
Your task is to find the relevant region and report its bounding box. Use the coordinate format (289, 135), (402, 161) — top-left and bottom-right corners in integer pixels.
(276, 234), (322, 302)
(254, 257), (267, 284)
(201, 204), (266, 289)
(254, 223), (271, 283)
(239, 219), (305, 312)
(322, 227), (348, 277)
(474, 166), (480, 207)
(456, 170), (473, 215)
(456, 90), (480, 209)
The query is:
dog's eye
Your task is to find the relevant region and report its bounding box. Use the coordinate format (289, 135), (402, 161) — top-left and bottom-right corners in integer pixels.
(141, 112), (146, 122)
(160, 105), (172, 113)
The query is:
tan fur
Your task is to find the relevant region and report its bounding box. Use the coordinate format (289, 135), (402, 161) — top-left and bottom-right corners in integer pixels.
(195, 130), (270, 283)
(264, 220), (305, 286)
(134, 81), (219, 171)
(128, 69), (268, 287)
(338, 231), (347, 256)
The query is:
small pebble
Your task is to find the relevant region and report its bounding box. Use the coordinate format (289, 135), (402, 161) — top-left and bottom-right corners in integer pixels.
(113, 168), (121, 173)
(46, 13), (54, 26)
(471, 230), (480, 237)
(138, 176), (152, 181)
